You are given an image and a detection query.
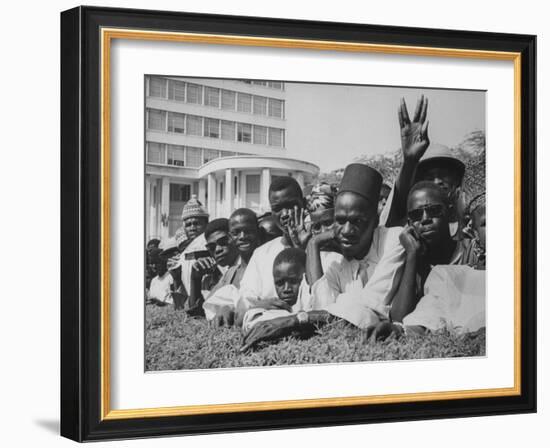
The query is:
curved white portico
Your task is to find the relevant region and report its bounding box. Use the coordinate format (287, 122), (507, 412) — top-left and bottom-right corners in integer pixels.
(199, 155), (319, 218)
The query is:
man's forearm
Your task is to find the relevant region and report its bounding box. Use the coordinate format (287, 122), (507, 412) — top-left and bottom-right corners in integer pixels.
(389, 254), (419, 323)
(188, 275), (204, 308)
(386, 160), (417, 227)
(305, 239), (324, 285)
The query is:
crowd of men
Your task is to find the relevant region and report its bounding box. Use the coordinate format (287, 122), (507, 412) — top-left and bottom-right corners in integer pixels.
(146, 96), (486, 352)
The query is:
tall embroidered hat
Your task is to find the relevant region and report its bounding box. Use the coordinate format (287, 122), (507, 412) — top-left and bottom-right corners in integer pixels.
(338, 163), (383, 206)
(181, 195), (209, 221)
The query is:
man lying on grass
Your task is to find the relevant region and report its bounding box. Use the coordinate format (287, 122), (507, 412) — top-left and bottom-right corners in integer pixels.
(202, 209), (262, 324)
(241, 163), (405, 351)
(186, 218), (240, 316)
(372, 181), (485, 340)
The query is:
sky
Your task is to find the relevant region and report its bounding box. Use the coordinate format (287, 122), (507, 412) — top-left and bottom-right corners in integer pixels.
(282, 82), (486, 172)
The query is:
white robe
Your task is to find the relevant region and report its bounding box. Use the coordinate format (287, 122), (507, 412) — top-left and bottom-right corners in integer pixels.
(403, 265), (486, 334)
(311, 226), (405, 329)
(178, 233), (207, 295)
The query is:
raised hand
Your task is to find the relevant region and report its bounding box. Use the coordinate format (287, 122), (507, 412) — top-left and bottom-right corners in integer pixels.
(398, 95), (430, 162)
(286, 205), (311, 249)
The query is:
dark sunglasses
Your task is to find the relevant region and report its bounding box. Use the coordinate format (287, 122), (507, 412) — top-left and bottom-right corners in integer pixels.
(407, 204), (445, 222)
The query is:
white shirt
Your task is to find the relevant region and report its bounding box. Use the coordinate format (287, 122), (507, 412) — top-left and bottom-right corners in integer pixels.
(403, 265), (485, 333)
(241, 278), (312, 333)
(147, 272), (174, 304)
(178, 233), (207, 295)
(239, 236), (343, 304)
(311, 226), (405, 329)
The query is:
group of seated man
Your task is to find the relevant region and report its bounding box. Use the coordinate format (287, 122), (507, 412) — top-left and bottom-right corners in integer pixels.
(145, 95), (486, 351)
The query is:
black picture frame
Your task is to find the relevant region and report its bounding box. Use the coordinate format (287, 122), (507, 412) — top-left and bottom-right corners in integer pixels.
(61, 5), (536, 442)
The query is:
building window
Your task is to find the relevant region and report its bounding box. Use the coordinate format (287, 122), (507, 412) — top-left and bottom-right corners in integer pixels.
(237, 123), (252, 143)
(252, 81), (267, 86)
(186, 147), (202, 167)
(147, 109), (166, 131)
(186, 83), (202, 104)
(147, 142), (165, 164)
(268, 98), (284, 118)
(220, 181), (224, 201)
(246, 174), (261, 208)
(221, 90), (235, 110)
(204, 87), (220, 107)
(237, 93), (252, 113)
(167, 112), (185, 133)
(253, 96), (267, 115)
(221, 120), (235, 141)
(269, 128), (284, 147)
(268, 81), (283, 89)
(167, 145), (185, 166)
(253, 125), (267, 145)
(204, 118), (220, 138)
(170, 184), (191, 202)
(168, 79), (185, 101)
(186, 115), (202, 136)
(234, 176), (238, 195)
(149, 77), (166, 98)
(203, 149), (220, 164)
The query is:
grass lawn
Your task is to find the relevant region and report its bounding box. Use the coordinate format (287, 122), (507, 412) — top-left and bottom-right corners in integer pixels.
(145, 304), (485, 371)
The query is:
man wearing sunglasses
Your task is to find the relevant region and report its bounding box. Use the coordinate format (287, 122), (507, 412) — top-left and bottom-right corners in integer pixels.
(387, 181), (479, 326)
(187, 218), (239, 317)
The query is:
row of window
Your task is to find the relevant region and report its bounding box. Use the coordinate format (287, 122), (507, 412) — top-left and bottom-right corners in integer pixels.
(147, 109), (285, 147)
(239, 80), (284, 89)
(147, 142), (240, 168)
(148, 78), (284, 119)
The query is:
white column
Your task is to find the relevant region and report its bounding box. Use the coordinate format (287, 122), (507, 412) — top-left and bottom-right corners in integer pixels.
(149, 179), (157, 238)
(207, 173), (216, 217)
(198, 179), (206, 205)
(145, 177), (151, 240)
(295, 172), (305, 190)
(239, 171), (246, 208)
(160, 177), (170, 240)
(224, 168), (233, 217)
(260, 168), (271, 214)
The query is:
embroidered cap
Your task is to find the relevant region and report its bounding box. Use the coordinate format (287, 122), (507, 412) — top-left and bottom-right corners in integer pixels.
(181, 195), (209, 221)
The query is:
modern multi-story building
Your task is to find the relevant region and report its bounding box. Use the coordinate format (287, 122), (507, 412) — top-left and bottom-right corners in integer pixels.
(145, 76), (319, 240)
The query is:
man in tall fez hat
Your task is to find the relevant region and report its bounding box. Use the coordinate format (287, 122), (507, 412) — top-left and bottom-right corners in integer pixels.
(241, 163), (406, 351)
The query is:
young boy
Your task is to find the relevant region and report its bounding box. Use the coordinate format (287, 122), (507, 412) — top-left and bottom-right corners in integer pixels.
(463, 193), (486, 270)
(146, 256), (174, 306)
(241, 248), (310, 334)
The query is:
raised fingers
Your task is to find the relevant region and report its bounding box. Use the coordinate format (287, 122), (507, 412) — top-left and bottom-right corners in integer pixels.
(400, 97), (411, 126)
(412, 94), (424, 122)
(420, 97), (428, 123)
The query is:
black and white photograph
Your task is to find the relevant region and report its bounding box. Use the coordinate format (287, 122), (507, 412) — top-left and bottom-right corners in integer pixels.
(144, 76), (487, 371)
